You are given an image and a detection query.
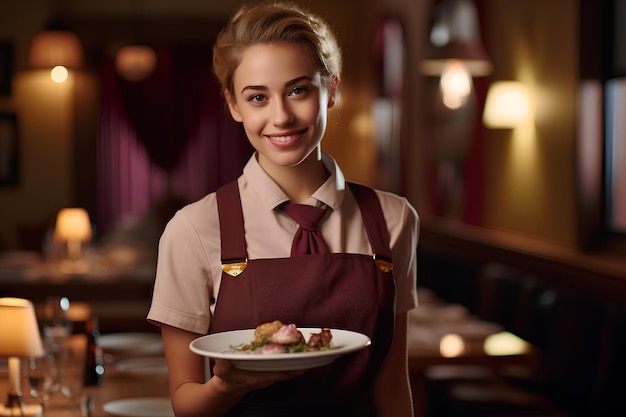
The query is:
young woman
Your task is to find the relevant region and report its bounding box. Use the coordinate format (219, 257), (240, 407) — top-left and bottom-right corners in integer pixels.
(147, 2), (419, 416)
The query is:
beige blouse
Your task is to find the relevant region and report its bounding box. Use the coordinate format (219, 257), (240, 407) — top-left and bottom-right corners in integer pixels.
(147, 152), (419, 334)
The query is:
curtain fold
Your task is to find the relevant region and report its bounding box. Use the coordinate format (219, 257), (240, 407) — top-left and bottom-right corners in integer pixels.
(97, 44), (252, 236)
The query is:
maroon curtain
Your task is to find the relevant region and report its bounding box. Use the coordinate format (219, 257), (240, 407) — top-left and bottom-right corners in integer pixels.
(118, 45), (211, 172)
(97, 44), (252, 235)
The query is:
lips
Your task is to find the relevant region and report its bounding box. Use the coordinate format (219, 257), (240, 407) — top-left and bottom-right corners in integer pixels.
(265, 129), (307, 147)
(268, 134), (298, 143)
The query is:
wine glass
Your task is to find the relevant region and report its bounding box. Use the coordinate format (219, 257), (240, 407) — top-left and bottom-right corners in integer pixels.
(42, 296), (73, 354)
(27, 349), (60, 414)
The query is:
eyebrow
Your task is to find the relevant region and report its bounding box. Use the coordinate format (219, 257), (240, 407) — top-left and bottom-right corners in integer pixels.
(240, 75), (313, 95)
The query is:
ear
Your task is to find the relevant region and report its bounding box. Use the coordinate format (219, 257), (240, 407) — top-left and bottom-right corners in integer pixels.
(224, 89), (243, 122)
(327, 75), (340, 109)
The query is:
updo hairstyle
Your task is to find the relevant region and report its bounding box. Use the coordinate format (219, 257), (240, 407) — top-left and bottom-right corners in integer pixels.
(212, 1), (342, 97)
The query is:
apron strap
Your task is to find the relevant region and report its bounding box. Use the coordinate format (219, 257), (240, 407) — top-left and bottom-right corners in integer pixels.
(348, 182), (393, 271)
(216, 180), (248, 276)
(216, 180), (393, 273)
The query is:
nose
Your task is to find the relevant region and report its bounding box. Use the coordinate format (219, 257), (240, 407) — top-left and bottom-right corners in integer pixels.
(271, 98), (294, 126)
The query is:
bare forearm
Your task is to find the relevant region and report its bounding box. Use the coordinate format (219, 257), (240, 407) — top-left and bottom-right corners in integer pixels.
(374, 313), (414, 417)
(374, 373), (414, 417)
(170, 377), (245, 417)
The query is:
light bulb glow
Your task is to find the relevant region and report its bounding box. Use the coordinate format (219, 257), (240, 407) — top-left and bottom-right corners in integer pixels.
(50, 65), (69, 83)
(440, 59), (472, 109)
(115, 45), (157, 82)
(440, 333), (465, 358)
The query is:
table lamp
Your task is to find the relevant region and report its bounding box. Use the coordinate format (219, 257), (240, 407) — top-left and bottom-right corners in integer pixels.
(0, 298), (45, 417)
(53, 208), (93, 259)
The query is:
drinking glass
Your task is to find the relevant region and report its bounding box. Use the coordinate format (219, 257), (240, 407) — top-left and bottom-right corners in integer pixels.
(42, 296), (73, 353)
(27, 349), (60, 414)
(60, 344), (85, 405)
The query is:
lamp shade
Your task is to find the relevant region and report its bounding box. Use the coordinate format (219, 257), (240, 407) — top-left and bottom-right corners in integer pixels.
(54, 208), (93, 243)
(29, 29), (83, 70)
(115, 44), (157, 82)
(0, 298), (44, 358)
(419, 0), (492, 77)
(483, 81), (532, 128)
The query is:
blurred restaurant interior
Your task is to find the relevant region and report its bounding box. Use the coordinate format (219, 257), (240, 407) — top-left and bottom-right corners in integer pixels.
(0, 0), (625, 416)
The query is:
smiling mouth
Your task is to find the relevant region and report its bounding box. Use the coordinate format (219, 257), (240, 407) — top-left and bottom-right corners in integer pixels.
(266, 130), (306, 144)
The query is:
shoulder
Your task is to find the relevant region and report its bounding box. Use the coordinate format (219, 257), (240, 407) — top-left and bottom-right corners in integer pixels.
(371, 188), (419, 242)
(177, 192), (218, 227)
(376, 189), (417, 220)
(347, 182), (415, 217)
(160, 192), (220, 247)
(373, 188), (416, 214)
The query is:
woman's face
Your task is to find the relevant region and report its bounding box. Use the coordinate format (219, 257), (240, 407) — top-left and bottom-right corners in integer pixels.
(225, 41), (336, 171)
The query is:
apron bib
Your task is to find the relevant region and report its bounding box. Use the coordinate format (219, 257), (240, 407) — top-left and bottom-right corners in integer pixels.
(210, 181), (396, 416)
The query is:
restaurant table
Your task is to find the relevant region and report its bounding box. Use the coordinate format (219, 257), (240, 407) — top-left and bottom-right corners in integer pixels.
(0, 250), (158, 333)
(407, 288), (541, 417)
(0, 250), (157, 302)
(0, 334), (170, 417)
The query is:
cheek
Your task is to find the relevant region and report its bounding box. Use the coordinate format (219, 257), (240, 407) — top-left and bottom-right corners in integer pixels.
(310, 102), (326, 126)
(239, 110), (265, 135)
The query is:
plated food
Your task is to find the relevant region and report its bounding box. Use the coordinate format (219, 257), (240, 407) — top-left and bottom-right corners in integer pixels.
(189, 324), (371, 371)
(230, 320), (334, 354)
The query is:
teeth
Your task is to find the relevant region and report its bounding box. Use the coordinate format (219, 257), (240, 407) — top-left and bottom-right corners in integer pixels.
(270, 135), (296, 142)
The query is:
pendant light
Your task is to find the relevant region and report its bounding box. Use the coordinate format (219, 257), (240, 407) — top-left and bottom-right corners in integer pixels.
(29, 21), (83, 83)
(115, 44), (157, 82)
(419, 0), (492, 77)
(115, 0), (156, 82)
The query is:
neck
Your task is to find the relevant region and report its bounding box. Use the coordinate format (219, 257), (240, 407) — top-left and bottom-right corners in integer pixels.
(262, 150), (329, 204)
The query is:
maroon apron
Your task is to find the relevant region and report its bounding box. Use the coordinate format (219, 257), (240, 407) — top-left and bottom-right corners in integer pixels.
(210, 180), (396, 417)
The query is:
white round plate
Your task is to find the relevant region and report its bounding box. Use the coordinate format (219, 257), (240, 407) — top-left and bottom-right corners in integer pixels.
(102, 397), (173, 417)
(114, 357), (168, 376)
(98, 333), (163, 354)
(189, 328), (371, 371)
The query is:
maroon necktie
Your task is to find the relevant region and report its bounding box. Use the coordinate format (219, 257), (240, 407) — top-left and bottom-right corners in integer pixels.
(283, 203), (329, 256)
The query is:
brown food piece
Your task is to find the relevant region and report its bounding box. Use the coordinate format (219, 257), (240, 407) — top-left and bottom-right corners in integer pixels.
(253, 320), (284, 344)
(306, 328), (333, 348)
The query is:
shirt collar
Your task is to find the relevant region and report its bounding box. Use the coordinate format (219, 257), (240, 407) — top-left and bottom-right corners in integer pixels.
(312, 152), (346, 211)
(242, 151), (347, 211)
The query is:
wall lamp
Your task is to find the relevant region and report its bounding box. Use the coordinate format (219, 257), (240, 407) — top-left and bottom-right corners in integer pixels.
(482, 81), (533, 129)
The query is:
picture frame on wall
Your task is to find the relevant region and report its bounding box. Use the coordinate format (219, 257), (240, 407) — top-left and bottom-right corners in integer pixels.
(0, 113), (18, 186)
(0, 42), (12, 95)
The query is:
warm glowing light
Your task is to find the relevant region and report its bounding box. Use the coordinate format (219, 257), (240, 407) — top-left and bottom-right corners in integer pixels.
(484, 331), (532, 356)
(0, 297), (45, 417)
(351, 109), (374, 138)
(50, 65), (69, 83)
(54, 208), (93, 258)
(115, 45), (157, 82)
(440, 333), (465, 357)
(29, 30), (83, 70)
(483, 81), (532, 128)
(440, 59), (473, 109)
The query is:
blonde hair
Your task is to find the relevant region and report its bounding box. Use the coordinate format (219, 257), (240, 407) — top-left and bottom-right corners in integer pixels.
(213, 1), (342, 97)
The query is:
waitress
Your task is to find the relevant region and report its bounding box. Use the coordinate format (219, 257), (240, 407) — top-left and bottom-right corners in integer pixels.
(147, 2), (419, 416)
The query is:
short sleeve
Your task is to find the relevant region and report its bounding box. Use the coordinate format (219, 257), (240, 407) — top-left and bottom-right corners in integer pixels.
(147, 210), (213, 334)
(377, 191), (419, 314)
